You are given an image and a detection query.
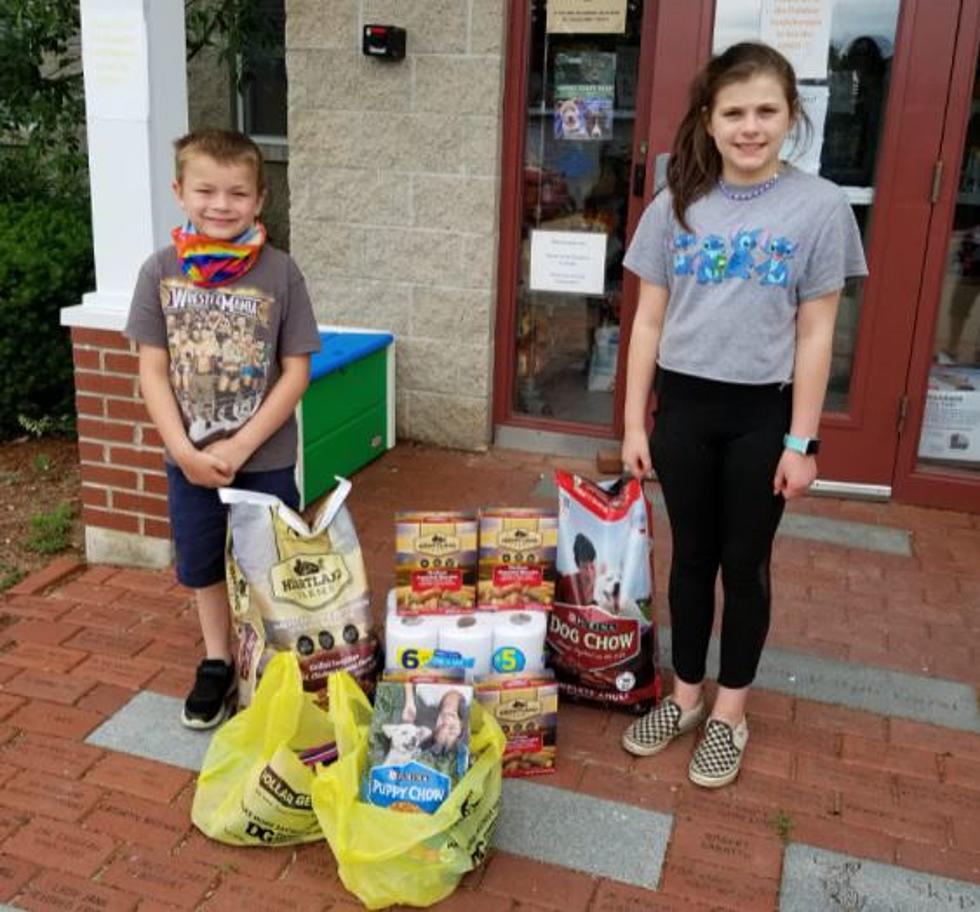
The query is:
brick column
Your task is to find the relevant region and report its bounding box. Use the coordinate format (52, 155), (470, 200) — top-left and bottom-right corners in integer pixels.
(72, 327), (173, 568)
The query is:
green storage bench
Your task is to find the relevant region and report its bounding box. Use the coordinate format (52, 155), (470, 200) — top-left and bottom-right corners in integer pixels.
(295, 327), (395, 507)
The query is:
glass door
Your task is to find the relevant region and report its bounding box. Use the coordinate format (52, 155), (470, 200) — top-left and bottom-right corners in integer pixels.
(493, 0), (713, 440)
(896, 1), (980, 511)
(509, 1), (646, 432)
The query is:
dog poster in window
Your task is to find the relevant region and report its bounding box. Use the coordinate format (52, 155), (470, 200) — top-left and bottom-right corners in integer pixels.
(553, 51), (616, 142)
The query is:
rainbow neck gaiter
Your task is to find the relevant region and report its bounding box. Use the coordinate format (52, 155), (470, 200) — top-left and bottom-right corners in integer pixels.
(172, 221), (266, 288)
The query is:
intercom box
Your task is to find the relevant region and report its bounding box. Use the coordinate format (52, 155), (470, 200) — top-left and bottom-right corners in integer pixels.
(363, 24), (406, 60)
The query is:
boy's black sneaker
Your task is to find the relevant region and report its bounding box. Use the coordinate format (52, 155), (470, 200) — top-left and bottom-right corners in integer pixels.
(182, 658), (236, 730)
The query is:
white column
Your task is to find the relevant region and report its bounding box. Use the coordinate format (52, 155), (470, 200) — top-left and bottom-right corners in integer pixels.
(61, 0), (187, 331)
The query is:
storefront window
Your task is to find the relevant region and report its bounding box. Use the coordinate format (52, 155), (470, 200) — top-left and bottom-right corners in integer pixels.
(239, 0), (286, 140)
(915, 52), (980, 474)
(512, 1), (643, 427)
(713, 0), (900, 412)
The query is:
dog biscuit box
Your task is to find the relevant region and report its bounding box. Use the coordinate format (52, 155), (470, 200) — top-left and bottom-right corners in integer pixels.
(477, 509), (557, 611)
(474, 672), (557, 777)
(396, 512), (478, 615)
(364, 678), (472, 814)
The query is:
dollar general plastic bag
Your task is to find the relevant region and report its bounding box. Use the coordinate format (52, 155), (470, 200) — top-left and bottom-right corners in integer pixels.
(312, 672), (505, 909)
(221, 479), (381, 709)
(191, 652), (335, 846)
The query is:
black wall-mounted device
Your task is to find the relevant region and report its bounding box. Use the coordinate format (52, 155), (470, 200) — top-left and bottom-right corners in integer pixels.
(362, 24), (406, 60)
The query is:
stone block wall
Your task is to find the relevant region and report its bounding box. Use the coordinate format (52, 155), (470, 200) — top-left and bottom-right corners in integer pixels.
(286, 0), (507, 450)
(71, 328), (172, 567)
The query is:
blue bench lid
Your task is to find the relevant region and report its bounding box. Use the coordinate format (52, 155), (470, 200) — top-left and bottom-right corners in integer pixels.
(310, 331), (394, 380)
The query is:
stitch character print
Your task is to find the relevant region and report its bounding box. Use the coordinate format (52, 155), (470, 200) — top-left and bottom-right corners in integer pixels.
(697, 235), (727, 284)
(756, 237), (796, 287)
(725, 229), (760, 279)
(673, 233), (698, 275)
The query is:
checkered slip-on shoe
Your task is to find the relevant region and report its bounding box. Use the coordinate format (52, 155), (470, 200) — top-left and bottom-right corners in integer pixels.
(689, 717), (749, 788)
(622, 696), (707, 757)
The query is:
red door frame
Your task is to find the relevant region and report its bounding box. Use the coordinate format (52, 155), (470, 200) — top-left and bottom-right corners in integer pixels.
(893, 0), (980, 511)
(816, 0), (963, 484)
(492, 0), (712, 439)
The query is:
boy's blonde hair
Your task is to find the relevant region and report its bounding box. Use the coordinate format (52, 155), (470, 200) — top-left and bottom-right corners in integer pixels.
(173, 129), (266, 195)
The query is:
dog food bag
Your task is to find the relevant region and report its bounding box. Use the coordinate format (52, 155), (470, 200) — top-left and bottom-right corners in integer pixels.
(396, 512), (477, 615)
(546, 471), (661, 712)
(474, 672), (557, 778)
(221, 479), (380, 709)
(363, 678), (472, 814)
(477, 508), (557, 611)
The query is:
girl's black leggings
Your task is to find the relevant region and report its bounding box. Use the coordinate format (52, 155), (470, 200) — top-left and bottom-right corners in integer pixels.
(651, 368), (791, 689)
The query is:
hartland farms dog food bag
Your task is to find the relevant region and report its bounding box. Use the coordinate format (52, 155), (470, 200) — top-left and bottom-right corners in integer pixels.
(546, 471), (661, 712)
(221, 479), (380, 709)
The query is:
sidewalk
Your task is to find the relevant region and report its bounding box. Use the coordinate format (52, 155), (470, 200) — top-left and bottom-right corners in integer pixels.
(0, 442), (976, 911)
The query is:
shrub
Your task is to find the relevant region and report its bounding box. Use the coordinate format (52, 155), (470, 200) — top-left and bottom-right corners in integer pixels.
(0, 200), (93, 438)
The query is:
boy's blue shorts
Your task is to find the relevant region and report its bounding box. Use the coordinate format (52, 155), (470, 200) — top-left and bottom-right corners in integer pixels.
(165, 463), (300, 589)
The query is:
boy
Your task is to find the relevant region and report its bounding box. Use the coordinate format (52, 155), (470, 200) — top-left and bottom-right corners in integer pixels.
(125, 129), (320, 729)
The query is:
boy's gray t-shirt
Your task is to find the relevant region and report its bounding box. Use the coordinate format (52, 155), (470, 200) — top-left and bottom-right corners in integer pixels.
(125, 245), (321, 472)
(623, 165), (868, 384)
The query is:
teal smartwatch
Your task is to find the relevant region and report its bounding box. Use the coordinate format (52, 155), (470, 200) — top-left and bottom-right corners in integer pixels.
(783, 433), (820, 456)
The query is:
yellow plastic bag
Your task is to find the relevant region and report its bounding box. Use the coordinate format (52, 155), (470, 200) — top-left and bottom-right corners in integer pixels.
(192, 652), (334, 846)
(312, 672), (505, 909)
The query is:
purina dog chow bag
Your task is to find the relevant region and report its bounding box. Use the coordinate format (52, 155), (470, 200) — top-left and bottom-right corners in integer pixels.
(221, 479), (380, 709)
(546, 471), (661, 712)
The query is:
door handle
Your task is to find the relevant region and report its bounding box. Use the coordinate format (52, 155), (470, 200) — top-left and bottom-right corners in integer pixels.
(632, 161), (646, 197)
(653, 152), (670, 194)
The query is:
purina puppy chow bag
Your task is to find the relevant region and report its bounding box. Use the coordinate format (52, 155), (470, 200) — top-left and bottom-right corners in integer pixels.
(546, 471), (661, 712)
(221, 479), (380, 709)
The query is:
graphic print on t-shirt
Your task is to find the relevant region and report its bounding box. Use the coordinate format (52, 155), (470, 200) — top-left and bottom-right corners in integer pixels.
(673, 229), (798, 288)
(159, 278), (273, 446)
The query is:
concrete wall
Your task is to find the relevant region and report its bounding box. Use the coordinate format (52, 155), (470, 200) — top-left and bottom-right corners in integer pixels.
(286, 0), (507, 450)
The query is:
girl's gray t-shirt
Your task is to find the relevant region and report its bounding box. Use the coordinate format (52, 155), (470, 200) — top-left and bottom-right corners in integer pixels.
(623, 165), (868, 384)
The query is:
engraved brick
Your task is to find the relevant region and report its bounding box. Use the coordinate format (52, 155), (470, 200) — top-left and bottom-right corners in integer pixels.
(659, 855), (778, 912)
(2, 669), (95, 705)
(0, 731), (105, 779)
(0, 854), (38, 901)
(0, 641), (88, 674)
(72, 653), (162, 691)
(13, 869), (139, 912)
(668, 818), (784, 881)
(101, 845), (216, 908)
(6, 699), (105, 740)
(0, 768), (103, 822)
(84, 792), (191, 851)
(84, 753), (191, 805)
(63, 627), (154, 658)
(4, 816), (117, 877)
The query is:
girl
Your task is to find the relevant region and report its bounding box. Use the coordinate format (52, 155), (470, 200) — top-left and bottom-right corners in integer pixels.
(619, 43), (867, 787)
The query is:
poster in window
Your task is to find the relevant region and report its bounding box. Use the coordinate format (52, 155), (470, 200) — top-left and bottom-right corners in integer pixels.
(547, 0), (627, 34)
(918, 366), (980, 465)
(759, 0), (832, 80)
(783, 84), (829, 175)
(553, 51), (616, 142)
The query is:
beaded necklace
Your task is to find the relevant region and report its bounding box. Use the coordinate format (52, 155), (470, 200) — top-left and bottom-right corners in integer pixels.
(717, 167), (782, 202)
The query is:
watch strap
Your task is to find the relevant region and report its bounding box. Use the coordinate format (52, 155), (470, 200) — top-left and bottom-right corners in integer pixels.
(784, 433), (819, 456)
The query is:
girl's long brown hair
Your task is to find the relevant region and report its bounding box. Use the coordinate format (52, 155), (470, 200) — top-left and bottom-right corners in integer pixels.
(667, 42), (812, 230)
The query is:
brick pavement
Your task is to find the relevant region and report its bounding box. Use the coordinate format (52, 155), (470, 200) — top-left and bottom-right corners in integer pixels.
(0, 442), (974, 910)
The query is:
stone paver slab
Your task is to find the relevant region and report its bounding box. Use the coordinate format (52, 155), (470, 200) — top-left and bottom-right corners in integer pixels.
(781, 843), (980, 911)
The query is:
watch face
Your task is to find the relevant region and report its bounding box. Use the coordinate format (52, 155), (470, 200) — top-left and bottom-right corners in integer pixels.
(806, 439), (821, 455)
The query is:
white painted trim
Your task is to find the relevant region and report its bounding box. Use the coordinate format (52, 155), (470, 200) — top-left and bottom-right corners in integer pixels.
(810, 479), (892, 501)
(386, 341), (396, 449)
(61, 298), (129, 332)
